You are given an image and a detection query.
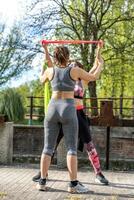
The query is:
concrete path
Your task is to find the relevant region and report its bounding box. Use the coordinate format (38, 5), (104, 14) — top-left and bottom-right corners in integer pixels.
(0, 165), (134, 200)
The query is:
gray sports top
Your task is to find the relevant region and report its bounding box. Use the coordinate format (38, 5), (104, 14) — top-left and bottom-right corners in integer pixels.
(51, 66), (75, 91)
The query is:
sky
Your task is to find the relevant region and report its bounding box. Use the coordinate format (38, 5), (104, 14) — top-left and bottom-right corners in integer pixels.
(0, 0), (25, 25)
(0, 0), (43, 88)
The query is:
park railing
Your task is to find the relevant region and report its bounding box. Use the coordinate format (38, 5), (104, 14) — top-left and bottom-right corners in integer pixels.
(26, 96), (134, 125)
(84, 97), (134, 119)
(26, 96), (44, 125)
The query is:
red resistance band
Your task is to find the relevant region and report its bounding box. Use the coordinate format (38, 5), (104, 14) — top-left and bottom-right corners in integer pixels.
(42, 40), (102, 45)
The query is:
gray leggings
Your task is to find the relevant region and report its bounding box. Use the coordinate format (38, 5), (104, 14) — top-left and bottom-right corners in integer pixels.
(43, 98), (78, 156)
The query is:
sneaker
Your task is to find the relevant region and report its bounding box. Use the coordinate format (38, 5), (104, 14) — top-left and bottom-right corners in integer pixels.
(68, 181), (89, 193)
(32, 172), (48, 182)
(32, 172), (41, 182)
(36, 178), (47, 191)
(95, 173), (109, 185)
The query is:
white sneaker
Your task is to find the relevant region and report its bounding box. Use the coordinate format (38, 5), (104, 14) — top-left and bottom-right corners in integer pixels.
(68, 181), (89, 193)
(95, 173), (109, 185)
(36, 178), (47, 191)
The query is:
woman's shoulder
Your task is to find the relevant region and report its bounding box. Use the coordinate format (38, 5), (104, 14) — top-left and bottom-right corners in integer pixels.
(70, 66), (80, 80)
(71, 66), (79, 72)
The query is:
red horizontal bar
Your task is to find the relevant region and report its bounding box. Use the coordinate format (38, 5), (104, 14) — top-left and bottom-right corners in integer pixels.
(42, 40), (102, 45)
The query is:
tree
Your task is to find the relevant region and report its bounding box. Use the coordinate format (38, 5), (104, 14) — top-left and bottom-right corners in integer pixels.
(0, 22), (41, 87)
(24, 0), (134, 115)
(100, 4), (134, 98)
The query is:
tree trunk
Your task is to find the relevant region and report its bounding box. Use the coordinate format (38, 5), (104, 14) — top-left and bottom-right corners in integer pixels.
(88, 81), (98, 116)
(87, 40), (98, 116)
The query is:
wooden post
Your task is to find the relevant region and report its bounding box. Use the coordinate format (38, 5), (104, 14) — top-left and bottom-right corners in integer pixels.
(99, 100), (114, 170)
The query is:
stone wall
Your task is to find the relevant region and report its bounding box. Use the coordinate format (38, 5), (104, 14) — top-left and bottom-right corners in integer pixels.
(13, 125), (44, 162)
(91, 126), (134, 160)
(13, 125), (134, 168)
(0, 122), (13, 164)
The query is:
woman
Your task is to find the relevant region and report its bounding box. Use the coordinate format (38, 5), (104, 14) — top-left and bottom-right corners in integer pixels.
(36, 43), (103, 193)
(71, 60), (108, 185)
(33, 42), (108, 185)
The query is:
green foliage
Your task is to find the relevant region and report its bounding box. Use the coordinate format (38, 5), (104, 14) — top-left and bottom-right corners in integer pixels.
(15, 83), (30, 113)
(7, 79), (45, 123)
(0, 89), (24, 122)
(38, 106), (44, 122)
(16, 80), (44, 112)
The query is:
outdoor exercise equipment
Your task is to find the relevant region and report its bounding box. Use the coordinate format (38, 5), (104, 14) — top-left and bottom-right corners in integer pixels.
(42, 40), (102, 45)
(43, 62), (51, 115)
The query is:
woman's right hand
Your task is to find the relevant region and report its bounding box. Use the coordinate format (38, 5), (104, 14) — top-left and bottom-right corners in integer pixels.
(42, 42), (53, 68)
(97, 40), (104, 50)
(42, 43), (48, 50)
(96, 40), (104, 68)
(96, 40), (104, 57)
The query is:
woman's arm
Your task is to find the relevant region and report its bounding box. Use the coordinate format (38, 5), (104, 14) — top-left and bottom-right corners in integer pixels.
(40, 44), (54, 84)
(40, 68), (49, 84)
(89, 40), (104, 74)
(42, 44), (53, 68)
(78, 63), (103, 82)
(71, 52), (104, 82)
(79, 41), (104, 82)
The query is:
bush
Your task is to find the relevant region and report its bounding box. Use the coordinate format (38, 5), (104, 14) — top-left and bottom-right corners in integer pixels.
(0, 88), (24, 122)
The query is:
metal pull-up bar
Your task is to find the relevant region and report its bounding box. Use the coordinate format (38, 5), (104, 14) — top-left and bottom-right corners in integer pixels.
(42, 40), (102, 45)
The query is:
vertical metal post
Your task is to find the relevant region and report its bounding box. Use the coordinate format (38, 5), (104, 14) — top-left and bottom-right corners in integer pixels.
(106, 126), (110, 170)
(119, 95), (123, 118)
(132, 97), (134, 120)
(29, 96), (33, 125)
